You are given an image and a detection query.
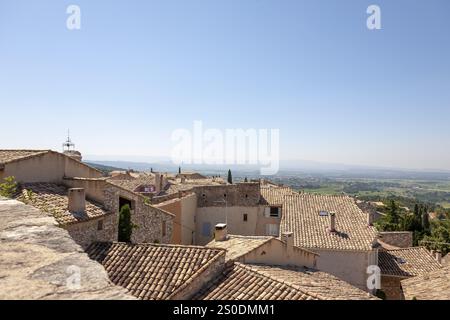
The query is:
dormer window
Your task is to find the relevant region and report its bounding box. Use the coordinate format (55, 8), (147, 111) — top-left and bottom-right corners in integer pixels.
(319, 210), (329, 217)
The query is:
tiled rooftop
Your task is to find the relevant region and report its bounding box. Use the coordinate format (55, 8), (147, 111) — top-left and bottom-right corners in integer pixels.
(378, 247), (442, 277)
(401, 266), (450, 300)
(194, 263), (377, 300)
(160, 179), (225, 196)
(86, 242), (226, 300)
(260, 186), (296, 205)
(176, 172), (207, 179)
(0, 150), (50, 165)
(107, 174), (156, 193)
(15, 183), (110, 226)
(280, 193), (378, 251)
(206, 235), (274, 261)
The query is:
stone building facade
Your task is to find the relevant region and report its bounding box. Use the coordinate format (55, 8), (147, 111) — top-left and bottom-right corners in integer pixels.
(378, 231), (413, 248)
(1, 150), (174, 248)
(65, 213), (117, 249)
(104, 183), (174, 244)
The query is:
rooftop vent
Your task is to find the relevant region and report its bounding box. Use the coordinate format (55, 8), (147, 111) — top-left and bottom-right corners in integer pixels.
(396, 257), (407, 264)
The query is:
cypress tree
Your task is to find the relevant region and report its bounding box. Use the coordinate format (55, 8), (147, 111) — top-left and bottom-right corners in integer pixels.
(387, 200), (400, 225)
(422, 211), (430, 232)
(227, 169), (233, 184)
(118, 204), (133, 242)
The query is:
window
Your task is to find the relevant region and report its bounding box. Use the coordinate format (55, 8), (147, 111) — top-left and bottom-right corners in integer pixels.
(97, 220), (103, 231)
(202, 222), (211, 237)
(270, 206), (280, 218)
(243, 213), (248, 222)
(265, 224), (279, 236)
(162, 220), (166, 237)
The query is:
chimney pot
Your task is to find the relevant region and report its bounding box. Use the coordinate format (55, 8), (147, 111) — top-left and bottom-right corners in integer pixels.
(68, 188), (86, 213)
(214, 223), (228, 241)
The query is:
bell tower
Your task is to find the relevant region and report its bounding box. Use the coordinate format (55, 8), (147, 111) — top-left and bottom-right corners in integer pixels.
(62, 130), (82, 162)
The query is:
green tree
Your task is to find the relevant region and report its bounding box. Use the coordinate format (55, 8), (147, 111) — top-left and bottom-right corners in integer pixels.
(422, 220), (450, 254)
(178, 166), (181, 174)
(422, 212), (430, 233)
(244, 177), (248, 183)
(227, 169), (233, 184)
(0, 176), (18, 198)
(118, 204), (133, 242)
(386, 200), (400, 225)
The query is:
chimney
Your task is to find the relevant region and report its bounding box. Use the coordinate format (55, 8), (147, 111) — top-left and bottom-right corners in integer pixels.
(214, 223), (228, 241)
(155, 173), (164, 193)
(329, 211), (336, 232)
(367, 211), (374, 226)
(282, 231), (294, 255)
(436, 251), (442, 264)
(68, 188), (86, 213)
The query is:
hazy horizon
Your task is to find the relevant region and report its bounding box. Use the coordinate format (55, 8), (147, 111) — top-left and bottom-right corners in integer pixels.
(83, 154), (450, 174)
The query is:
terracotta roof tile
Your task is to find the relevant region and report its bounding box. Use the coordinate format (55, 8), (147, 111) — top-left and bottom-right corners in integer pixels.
(401, 266), (450, 300)
(194, 263), (377, 300)
(378, 247), (442, 277)
(86, 242), (225, 300)
(281, 193), (378, 251)
(0, 150), (50, 165)
(206, 235), (274, 261)
(15, 183), (110, 225)
(260, 186), (296, 205)
(107, 174), (156, 193)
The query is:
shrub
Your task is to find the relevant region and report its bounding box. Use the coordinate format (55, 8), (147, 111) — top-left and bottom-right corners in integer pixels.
(0, 176), (18, 198)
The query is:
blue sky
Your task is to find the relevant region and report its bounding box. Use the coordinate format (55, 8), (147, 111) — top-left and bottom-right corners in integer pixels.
(1, 0), (449, 170)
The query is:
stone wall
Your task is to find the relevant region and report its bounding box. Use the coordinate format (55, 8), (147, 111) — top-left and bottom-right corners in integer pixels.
(65, 214), (117, 249)
(1, 151), (102, 184)
(381, 275), (405, 300)
(194, 183), (261, 208)
(104, 183), (173, 244)
(63, 177), (107, 203)
(195, 206), (261, 245)
(155, 198), (182, 244)
(0, 198), (134, 300)
(239, 238), (318, 269)
(379, 232), (413, 248)
(313, 248), (378, 291)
